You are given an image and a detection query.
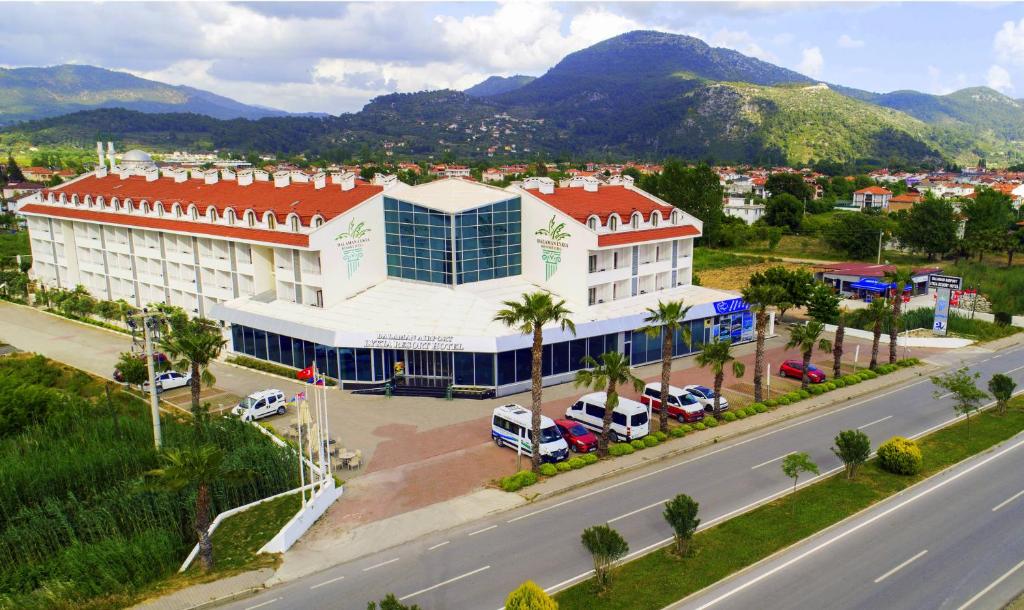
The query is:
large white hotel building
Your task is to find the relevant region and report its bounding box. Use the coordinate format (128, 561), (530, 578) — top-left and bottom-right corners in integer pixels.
(18, 157), (755, 396)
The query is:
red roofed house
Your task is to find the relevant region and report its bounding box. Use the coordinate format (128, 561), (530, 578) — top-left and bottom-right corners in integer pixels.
(853, 186), (893, 210)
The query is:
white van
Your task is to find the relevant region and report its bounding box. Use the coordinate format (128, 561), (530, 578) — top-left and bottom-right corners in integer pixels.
(232, 389), (287, 422)
(565, 392), (651, 442)
(491, 404), (569, 463)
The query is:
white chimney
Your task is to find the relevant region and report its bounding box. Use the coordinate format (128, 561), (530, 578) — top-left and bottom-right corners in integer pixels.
(174, 168), (189, 183)
(330, 172), (344, 184)
(583, 180), (599, 193)
(290, 170), (310, 183)
(116, 166), (131, 180)
(95, 165), (108, 179)
(204, 169), (219, 185)
(539, 181), (555, 195)
(237, 170), (253, 187)
(161, 167), (176, 178)
(340, 172), (356, 191)
(106, 142), (115, 168)
(190, 169), (205, 180)
(144, 166), (159, 182)
(313, 172), (326, 190)
(273, 171), (290, 188)
(96, 142), (104, 169)
(254, 169), (270, 182)
(221, 169), (237, 181)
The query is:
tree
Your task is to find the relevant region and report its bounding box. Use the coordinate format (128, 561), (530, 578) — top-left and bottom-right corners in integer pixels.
(116, 351), (150, 389)
(145, 445), (249, 572)
(764, 193), (804, 231)
(663, 494), (700, 557)
(580, 524), (629, 589)
(883, 267), (914, 365)
(366, 594), (421, 610)
(781, 452), (819, 496)
(641, 300), (692, 433)
(574, 351), (644, 453)
(988, 373), (1017, 416)
(748, 266), (813, 321)
(159, 317), (227, 427)
(741, 282), (787, 403)
(646, 161), (725, 246)
(931, 368), (989, 438)
(832, 429), (871, 479)
(832, 308), (847, 380)
(963, 189), (1014, 262)
(805, 283), (841, 325)
(765, 172), (813, 202)
(695, 340), (745, 414)
(5, 155), (24, 183)
(865, 297), (891, 370)
(505, 581), (557, 610)
(496, 292), (576, 470)
(785, 321), (832, 390)
(896, 195), (957, 260)
(823, 212), (891, 260)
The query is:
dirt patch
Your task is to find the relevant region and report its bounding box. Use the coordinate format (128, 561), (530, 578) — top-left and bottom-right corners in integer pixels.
(698, 261), (809, 291)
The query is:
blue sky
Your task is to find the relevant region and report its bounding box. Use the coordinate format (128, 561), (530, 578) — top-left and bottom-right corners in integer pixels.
(2, 2), (1022, 113)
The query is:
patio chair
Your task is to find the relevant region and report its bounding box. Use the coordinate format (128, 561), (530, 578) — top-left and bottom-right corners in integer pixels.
(347, 454), (361, 470)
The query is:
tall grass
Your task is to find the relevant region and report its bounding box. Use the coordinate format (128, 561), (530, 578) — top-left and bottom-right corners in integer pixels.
(0, 355), (299, 609)
(942, 259), (1024, 315)
(845, 308), (1019, 342)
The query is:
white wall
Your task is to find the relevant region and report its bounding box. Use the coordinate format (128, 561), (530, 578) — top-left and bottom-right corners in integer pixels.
(519, 192), (597, 303)
(308, 196), (386, 307)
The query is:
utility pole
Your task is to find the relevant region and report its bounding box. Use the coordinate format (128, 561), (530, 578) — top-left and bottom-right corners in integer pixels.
(877, 231), (884, 265)
(129, 309), (164, 450)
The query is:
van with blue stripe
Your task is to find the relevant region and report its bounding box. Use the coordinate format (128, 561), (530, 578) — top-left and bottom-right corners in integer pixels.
(491, 404), (569, 463)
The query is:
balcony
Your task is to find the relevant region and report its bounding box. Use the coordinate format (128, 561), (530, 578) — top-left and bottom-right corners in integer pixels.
(586, 265), (631, 287)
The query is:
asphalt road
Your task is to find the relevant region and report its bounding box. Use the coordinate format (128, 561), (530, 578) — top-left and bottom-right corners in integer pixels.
(225, 344), (1024, 610)
(675, 427), (1024, 610)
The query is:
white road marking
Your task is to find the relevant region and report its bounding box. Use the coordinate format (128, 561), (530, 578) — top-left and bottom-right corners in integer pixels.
(939, 392), (954, 399)
(245, 598), (281, 610)
(689, 434), (1024, 609)
(858, 415), (893, 430)
(468, 524), (497, 536)
(751, 452), (794, 470)
(398, 565), (490, 601)
(508, 380), (930, 524)
(1007, 364), (1024, 374)
(427, 540), (450, 551)
(362, 558), (399, 572)
(992, 488), (1024, 512)
(608, 498), (669, 523)
(309, 575), (345, 590)
(956, 557), (1024, 610)
(874, 549), (928, 583)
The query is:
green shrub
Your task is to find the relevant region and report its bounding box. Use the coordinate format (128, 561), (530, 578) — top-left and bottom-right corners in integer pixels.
(825, 382), (836, 391)
(643, 435), (660, 448)
(764, 399), (778, 408)
(834, 379), (846, 388)
(721, 411), (737, 422)
(670, 425), (689, 438)
(843, 375), (860, 385)
(555, 461), (572, 472)
(808, 385), (823, 396)
(608, 443), (634, 457)
(798, 389), (811, 399)
(896, 357), (920, 367)
(735, 409), (747, 419)
(777, 397), (791, 406)
(630, 439), (646, 450)
(994, 311), (1012, 326)
(877, 437), (923, 475)
(500, 470), (539, 492)
(538, 463), (558, 477)
(567, 457), (585, 470)
(786, 392), (803, 402)
(705, 416), (719, 428)
(693, 422), (706, 431)
(653, 431), (668, 442)
(861, 370), (877, 380)
(753, 404), (768, 413)
(580, 453), (599, 465)
(745, 407), (758, 417)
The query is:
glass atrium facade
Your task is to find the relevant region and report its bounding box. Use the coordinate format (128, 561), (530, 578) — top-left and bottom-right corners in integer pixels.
(384, 197), (453, 285)
(454, 198), (522, 284)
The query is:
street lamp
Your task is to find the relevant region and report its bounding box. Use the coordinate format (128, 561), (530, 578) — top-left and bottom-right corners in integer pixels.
(129, 308), (165, 449)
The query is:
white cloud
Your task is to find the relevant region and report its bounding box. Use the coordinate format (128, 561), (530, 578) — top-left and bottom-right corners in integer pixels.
(798, 47), (824, 78)
(994, 18), (1024, 65)
(708, 28), (777, 62)
(837, 34), (864, 49)
(986, 64), (1014, 93)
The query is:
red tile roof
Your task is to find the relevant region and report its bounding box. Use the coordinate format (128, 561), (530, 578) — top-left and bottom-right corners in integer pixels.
(855, 186), (892, 195)
(532, 185), (671, 224)
(19, 204), (310, 247)
(813, 261), (940, 278)
(45, 174), (381, 226)
(890, 193), (922, 203)
(597, 225), (700, 247)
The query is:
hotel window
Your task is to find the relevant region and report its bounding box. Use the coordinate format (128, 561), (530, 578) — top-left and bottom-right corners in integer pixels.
(191, 207), (199, 220)
(609, 216), (618, 231)
(290, 215), (300, 232)
(588, 254), (597, 273)
(384, 197), (453, 285)
(631, 213), (641, 229)
(588, 216), (598, 230)
(454, 197), (521, 285)
(651, 212), (659, 227)
(267, 215), (277, 230)
(671, 210), (681, 224)
(314, 216), (324, 228)
(246, 211), (256, 227)
(589, 287), (597, 305)
(226, 209), (236, 225)
(209, 209), (218, 222)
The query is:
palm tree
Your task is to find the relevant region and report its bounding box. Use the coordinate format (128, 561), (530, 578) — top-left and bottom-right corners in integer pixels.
(786, 321), (833, 390)
(865, 297), (891, 371)
(640, 300), (692, 433)
(695, 340), (745, 415)
(741, 284), (787, 403)
(160, 317), (227, 425)
(832, 308), (847, 380)
(495, 292), (576, 471)
(574, 351), (645, 453)
(884, 267), (914, 365)
(146, 445), (249, 572)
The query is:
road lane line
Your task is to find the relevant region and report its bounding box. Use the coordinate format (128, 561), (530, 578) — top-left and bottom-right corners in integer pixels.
(362, 558), (399, 572)
(858, 415), (893, 430)
(245, 598), (281, 610)
(507, 380), (930, 524)
(427, 540), (450, 550)
(874, 549), (927, 583)
(957, 557), (1024, 610)
(992, 488), (1024, 512)
(608, 498), (669, 523)
(939, 392), (954, 399)
(398, 565), (490, 601)
(1008, 364), (1024, 374)
(689, 434), (1024, 609)
(468, 525), (497, 536)
(309, 575), (345, 590)
(751, 452), (794, 470)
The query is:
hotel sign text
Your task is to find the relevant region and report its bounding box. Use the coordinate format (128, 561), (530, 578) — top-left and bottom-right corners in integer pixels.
(364, 333), (466, 351)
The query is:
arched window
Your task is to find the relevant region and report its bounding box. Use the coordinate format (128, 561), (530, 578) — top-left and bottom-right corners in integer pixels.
(209, 208), (218, 222)
(190, 206), (199, 220)
(246, 210), (256, 227)
(226, 209), (236, 225)
(313, 215), (325, 228)
(631, 212), (641, 229)
(587, 215), (598, 231)
(651, 212), (659, 227)
(609, 215), (618, 231)
(174, 204), (183, 218)
(141, 202), (150, 214)
(290, 215), (300, 232)
(671, 210), (681, 224)
(110, 198), (119, 211)
(71, 195), (80, 206)
(266, 214), (277, 230)
(155, 203), (164, 217)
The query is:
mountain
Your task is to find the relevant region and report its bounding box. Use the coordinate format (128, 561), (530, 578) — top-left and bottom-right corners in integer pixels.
(465, 75), (536, 97)
(0, 64), (290, 125)
(873, 86), (1024, 141)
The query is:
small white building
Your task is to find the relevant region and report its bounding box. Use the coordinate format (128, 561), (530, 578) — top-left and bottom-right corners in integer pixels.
(723, 195), (765, 225)
(852, 186), (892, 210)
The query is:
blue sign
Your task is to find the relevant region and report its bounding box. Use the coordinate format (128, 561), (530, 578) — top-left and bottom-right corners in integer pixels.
(933, 287), (950, 336)
(713, 298), (749, 314)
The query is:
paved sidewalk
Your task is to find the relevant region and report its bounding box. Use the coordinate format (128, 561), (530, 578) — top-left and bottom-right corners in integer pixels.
(131, 568), (274, 610)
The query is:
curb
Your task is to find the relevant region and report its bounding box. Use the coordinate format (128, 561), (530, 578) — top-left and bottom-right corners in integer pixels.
(0, 298), (132, 338)
(177, 587), (263, 610)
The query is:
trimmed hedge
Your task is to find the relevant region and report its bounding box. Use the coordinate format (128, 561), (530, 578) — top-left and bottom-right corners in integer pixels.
(735, 410), (747, 419)
(798, 390), (811, 400)
(653, 431), (668, 442)
(538, 463), (558, 477)
(643, 435), (660, 448)
(693, 422), (706, 431)
(608, 443), (635, 457)
(777, 397), (791, 406)
(580, 453), (599, 465)
(721, 411), (737, 422)
(555, 461), (572, 472)
(753, 404), (768, 413)
(764, 399), (778, 408)
(704, 417), (719, 428)
(500, 470), (538, 492)
(877, 436), (923, 475)
(567, 457), (585, 470)
(630, 439), (646, 450)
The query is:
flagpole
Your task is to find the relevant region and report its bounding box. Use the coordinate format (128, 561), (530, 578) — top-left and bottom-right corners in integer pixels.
(296, 399), (306, 505)
(319, 365), (332, 478)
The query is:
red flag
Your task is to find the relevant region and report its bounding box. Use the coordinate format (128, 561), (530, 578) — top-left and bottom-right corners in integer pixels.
(297, 366), (314, 381)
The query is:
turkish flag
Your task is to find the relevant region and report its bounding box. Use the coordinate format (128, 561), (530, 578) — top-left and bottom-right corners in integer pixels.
(297, 366), (314, 380)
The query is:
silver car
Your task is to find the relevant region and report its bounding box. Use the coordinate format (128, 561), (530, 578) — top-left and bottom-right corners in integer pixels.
(683, 384), (730, 412)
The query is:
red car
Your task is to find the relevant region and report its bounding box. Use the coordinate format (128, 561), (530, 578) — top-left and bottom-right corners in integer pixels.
(554, 418), (598, 453)
(779, 360), (827, 383)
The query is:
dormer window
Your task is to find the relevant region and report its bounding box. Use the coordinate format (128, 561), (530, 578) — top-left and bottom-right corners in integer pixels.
(671, 210), (681, 224)
(290, 215), (300, 232)
(313, 216), (325, 228)
(190, 206), (199, 220)
(209, 209), (218, 222)
(609, 216), (618, 231)
(226, 209), (236, 225)
(587, 216), (598, 231)
(651, 212), (659, 227)
(246, 211), (256, 227)
(174, 204), (183, 218)
(631, 213), (641, 229)
(266, 214), (277, 230)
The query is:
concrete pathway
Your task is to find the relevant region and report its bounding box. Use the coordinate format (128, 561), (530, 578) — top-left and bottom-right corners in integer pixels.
(131, 568), (274, 610)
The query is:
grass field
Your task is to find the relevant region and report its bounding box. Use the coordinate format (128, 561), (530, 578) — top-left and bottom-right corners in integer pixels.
(555, 398), (1024, 610)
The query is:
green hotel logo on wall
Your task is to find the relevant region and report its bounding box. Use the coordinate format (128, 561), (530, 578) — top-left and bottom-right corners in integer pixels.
(535, 216), (571, 281)
(335, 218), (372, 278)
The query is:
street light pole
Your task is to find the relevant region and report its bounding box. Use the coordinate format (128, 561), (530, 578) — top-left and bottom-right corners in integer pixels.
(877, 230), (884, 265)
(131, 309), (164, 450)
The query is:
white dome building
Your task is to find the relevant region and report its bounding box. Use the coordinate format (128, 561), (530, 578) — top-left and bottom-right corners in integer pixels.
(120, 149), (154, 168)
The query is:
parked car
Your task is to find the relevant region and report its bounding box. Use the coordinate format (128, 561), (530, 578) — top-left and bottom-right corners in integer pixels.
(779, 360), (827, 383)
(682, 384), (730, 413)
(491, 405), (569, 462)
(565, 392), (650, 442)
(143, 370), (191, 393)
(113, 352), (169, 382)
(553, 418), (598, 453)
(639, 383), (706, 422)
(231, 389), (287, 421)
